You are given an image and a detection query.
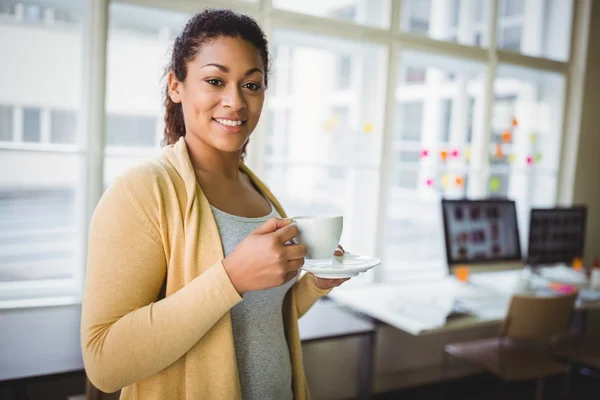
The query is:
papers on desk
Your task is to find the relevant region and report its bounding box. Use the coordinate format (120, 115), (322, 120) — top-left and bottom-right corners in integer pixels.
(579, 289), (600, 302)
(329, 279), (509, 335)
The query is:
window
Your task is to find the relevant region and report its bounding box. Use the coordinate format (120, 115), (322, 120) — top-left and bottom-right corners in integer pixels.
(51, 110), (77, 144)
(401, 0), (491, 47)
(335, 56), (352, 90)
(273, 0), (390, 28)
(264, 29), (387, 285)
(103, 3), (188, 187)
(22, 107), (41, 142)
(0, 0), (86, 289)
(382, 51), (485, 281)
(497, 0), (573, 61)
(491, 66), (566, 241)
(0, 106), (12, 141)
(0, 0), (581, 299)
(105, 114), (157, 148)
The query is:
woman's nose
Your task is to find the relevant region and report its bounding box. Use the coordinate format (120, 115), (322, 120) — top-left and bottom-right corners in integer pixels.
(222, 85), (246, 110)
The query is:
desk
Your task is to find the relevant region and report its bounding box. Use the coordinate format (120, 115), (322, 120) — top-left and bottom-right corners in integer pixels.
(328, 271), (600, 336)
(299, 298), (375, 400)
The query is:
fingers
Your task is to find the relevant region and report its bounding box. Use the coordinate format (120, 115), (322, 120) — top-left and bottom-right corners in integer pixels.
(275, 222), (300, 244)
(285, 244), (307, 260)
(284, 270), (298, 283)
(286, 258), (305, 272)
(253, 217), (293, 235)
(333, 244), (345, 256)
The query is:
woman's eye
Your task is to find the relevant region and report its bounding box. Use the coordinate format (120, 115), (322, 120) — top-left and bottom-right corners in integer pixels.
(206, 79), (223, 86)
(244, 82), (261, 91)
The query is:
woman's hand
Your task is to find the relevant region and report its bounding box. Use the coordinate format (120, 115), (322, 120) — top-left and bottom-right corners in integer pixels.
(223, 218), (307, 295)
(311, 244), (350, 290)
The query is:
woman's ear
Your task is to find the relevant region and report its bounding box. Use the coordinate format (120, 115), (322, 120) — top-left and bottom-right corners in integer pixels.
(168, 71), (183, 103)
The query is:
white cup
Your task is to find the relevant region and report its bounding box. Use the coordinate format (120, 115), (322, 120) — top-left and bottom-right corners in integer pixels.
(292, 215), (343, 260)
(591, 269), (600, 290)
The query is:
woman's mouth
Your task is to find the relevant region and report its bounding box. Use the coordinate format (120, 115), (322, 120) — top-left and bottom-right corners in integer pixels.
(212, 118), (246, 133)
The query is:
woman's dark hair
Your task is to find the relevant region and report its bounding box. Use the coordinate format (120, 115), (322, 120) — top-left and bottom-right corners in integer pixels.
(163, 8), (270, 156)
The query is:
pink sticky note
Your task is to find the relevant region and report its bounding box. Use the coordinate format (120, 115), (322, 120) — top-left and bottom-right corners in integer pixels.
(421, 149), (429, 157)
(526, 156), (533, 165)
(451, 149), (459, 158)
(426, 178), (433, 187)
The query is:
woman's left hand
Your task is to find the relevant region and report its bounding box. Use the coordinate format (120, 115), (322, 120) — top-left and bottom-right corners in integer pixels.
(311, 245), (350, 290)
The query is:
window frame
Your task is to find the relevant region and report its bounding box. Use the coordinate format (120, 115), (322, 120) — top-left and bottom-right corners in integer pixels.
(0, 0), (589, 305)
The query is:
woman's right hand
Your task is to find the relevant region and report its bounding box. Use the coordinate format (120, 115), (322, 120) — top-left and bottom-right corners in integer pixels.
(222, 218), (306, 295)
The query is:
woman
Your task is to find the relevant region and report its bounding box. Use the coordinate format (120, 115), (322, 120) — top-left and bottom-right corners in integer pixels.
(81, 8), (350, 400)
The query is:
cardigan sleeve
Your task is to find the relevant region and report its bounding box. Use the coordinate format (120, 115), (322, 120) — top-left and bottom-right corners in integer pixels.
(291, 272), (331, 318)
(81, 178), (242, 393)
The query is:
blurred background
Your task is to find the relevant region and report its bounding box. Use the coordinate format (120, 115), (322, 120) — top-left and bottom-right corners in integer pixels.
(0, 0), (599, 399)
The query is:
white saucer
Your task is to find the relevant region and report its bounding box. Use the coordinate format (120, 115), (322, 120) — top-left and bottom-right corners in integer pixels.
(302, 253), (380, 279)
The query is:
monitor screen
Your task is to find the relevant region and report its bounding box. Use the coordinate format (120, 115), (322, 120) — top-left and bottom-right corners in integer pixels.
(527, 206), (587, 266)
(442, 199), (522, 267)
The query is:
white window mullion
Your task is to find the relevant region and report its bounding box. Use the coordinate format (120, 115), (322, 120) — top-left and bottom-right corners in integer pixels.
(40, 109), (51, 144)
(74, 0), (109, 298)
(468, 0), (499, 198)
(13, 107), (23, 143)
(373, 0), (401, 283)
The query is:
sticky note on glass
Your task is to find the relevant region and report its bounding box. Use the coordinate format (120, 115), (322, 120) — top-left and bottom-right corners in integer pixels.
(512, 117), (518, 127)
(495, 144), (503, 158)
(465, 147), (472, 161)
(455, 176), (464, 186)
(421, 149), (429, 157)
(363, 122), (373, 134)
(441, 174), (450, 188)
(426, 178), (434, 187)
(502, 130), (512, 142)
(489, 177), (501, 192)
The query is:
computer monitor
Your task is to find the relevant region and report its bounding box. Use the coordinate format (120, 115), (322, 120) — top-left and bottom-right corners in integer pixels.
(441, 199), (523, 273)
(526, 206), (587, 267)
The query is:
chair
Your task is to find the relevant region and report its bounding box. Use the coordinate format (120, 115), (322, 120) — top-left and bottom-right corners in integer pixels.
(442, 292), (578, 400)
(552, 333), (600, 394)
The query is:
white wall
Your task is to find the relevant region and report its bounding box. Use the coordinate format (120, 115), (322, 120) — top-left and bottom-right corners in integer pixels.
(0, 305), (83, 381)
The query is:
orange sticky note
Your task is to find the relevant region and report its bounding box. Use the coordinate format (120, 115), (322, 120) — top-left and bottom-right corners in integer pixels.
(495, 144), (504, 158)
(455, 266), (470, 282)
(572, 257), (583, 271)
(440, 150), (448, 161)
(512, 117), (518, 127)
(455, 176), (464, 186)
(502, 130), (512, 143)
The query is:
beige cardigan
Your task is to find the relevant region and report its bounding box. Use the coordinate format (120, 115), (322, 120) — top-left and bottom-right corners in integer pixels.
(81, 137), (330, 399)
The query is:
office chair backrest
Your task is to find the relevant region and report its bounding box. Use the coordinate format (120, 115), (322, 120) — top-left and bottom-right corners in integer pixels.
(500, 292), (577, 340)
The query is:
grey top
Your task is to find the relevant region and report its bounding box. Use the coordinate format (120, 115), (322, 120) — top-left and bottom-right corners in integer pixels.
(210, 201), (296, 400)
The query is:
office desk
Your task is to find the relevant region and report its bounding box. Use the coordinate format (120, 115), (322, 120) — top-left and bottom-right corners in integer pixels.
(328, 271), (600, 336)
(299, 298), (375, 400)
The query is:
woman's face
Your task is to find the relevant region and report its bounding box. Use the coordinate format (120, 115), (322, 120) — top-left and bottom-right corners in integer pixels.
(168, 36), (265, 155)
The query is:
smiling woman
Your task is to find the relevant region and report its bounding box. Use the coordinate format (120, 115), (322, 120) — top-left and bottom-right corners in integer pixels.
(81, 8), (348, 400)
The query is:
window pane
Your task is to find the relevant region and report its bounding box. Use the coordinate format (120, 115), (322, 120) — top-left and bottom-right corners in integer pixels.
(383, 51), (485, 281)
(0, 152), (82, 282)
(265, 30), (387, 285)
(0, 0), (86, 284)
(23, 107), (41, 142)
(401, 0), (491, 47)
(0, 106), (12, 141)
(490, 66), (565, 241)
(497, 0), (573, 61)
(106, 114), (157, 147)
(51, 109), (77, 144)
(104, 3), (188, 184)
(273, 0), (390, 28)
